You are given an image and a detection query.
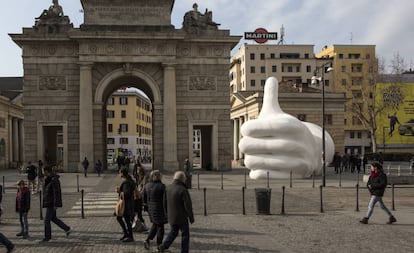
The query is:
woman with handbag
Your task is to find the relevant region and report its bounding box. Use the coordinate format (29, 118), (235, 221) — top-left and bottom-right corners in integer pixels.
(116, 168), (136, 242)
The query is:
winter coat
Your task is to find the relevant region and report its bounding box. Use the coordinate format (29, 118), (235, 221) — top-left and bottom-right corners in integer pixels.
(367, 170), (388, 197)
(27, 165), (37, 181)
(16, 187), (31, 213)
(42, 174), (63, 208)
(144, 180), (167, 225)
(164, 179), (194, 225)
(119, 177), (135, 217)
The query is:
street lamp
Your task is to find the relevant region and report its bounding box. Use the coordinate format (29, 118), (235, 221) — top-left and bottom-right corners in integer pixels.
(312, 63), (333, 187)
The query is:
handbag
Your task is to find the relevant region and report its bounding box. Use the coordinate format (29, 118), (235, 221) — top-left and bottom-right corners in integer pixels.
(115, 192), (125, 217)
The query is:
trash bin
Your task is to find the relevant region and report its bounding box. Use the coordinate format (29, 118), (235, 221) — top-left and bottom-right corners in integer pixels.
(255, 188), (271, 215)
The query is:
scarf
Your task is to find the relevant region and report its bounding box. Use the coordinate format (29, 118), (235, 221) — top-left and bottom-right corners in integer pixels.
(370, 170), (379, 178)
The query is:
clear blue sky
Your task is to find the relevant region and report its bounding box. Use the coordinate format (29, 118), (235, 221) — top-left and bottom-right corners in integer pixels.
(1, 0), (413, 76)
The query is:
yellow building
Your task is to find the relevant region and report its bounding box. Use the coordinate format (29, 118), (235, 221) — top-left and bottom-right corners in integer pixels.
(317, 45), (377, 155)
(106, 88), (152, 163)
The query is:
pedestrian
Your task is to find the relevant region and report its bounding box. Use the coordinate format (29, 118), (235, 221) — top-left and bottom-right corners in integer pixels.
(360, 162), (397, 225)
(26, 162), (37, 194)
(15, 180), (31, 239)
(82, 157), (89, 177)
(158, 171), (194, 253)
(132, 165), (149, 232)
(95, 159), (102, 177)
(143, 170), (168, 250)
(40, 166), (72, 242)
(333, 152), (342, 174)
(0, 233), (14, 253)
(116, 168), (135, 242)
(38, 160), (45, 193)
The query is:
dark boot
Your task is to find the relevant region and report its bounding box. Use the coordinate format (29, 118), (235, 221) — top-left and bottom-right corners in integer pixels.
(387, 216), (397, 224)
(359, 217), (369, 224)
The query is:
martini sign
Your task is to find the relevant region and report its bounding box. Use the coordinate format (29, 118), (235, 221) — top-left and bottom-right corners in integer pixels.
(245, 28), (278, 44)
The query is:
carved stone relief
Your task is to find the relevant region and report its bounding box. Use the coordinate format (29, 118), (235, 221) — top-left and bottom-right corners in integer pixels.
(39, 76), (67, 90)
(188, 76), (217, 91)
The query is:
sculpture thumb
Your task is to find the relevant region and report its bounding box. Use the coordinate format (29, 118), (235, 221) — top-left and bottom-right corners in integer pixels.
(258, 77), (283, 119)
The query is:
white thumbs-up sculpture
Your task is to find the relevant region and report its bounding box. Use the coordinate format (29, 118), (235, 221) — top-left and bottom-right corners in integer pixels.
(238, 77), (335, 179)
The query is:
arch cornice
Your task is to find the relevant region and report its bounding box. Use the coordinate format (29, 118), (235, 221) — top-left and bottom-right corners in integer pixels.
(94, 68), (162, 104)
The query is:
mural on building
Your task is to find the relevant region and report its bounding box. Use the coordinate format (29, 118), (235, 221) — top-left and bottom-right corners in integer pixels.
(376, 82), (414, 147)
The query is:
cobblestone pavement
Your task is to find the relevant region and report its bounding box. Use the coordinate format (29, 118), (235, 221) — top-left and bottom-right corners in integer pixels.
(1, 166), (413, 253)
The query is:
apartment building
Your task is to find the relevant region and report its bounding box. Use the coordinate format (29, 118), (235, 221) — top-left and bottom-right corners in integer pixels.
(317, 45), (377, 155)
(230, 44), (346, 164)
(106, 88), (152, 163)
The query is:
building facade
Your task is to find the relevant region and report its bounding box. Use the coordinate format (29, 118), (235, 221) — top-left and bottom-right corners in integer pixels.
(106, 88), (152, 163)
(11, 0), (241, 172)
(317, 45), (377, 155)
(230, 44), (346, 165)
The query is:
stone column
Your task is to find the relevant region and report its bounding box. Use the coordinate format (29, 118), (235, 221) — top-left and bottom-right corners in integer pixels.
(79, 63), (94, 163)
(12, 118), (18, 162)
(238, 116), (244, 160)
(8, 116), (13, 164)
(233, 118), (240, 161)
(162, 64), (178, 170)
(18, 119), (24, 162)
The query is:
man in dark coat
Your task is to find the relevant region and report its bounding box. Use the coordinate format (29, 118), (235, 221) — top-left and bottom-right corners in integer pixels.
(116, 168), (136, 242)
(143, 170), (168, 250)
(159, 171), (194, 253)
(41, 166), (71, 242)
(360, 162), (397, 224)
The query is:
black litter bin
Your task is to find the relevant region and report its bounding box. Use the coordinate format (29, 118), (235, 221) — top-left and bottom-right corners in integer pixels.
(255, 188), (271, 215)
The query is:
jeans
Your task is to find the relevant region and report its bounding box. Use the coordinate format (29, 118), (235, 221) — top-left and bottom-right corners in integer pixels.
(44, 207), (70, 239)
(0, 233), (13, 249)
(19, 212), (29, 235)
(365, 195), (393, 219)
(117, 214), (133, 239)
(163, 222), (190, 253)
(147, 223), (165, 246)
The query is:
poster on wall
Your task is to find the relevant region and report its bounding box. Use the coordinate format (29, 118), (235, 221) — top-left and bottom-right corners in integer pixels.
(376, 82), (414, 148)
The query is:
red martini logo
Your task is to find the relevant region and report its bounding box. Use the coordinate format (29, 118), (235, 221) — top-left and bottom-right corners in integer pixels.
(245, 28), (278, 44)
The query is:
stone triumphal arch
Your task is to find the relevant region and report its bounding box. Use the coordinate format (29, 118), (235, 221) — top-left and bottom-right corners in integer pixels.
(11, 0), (240, 171)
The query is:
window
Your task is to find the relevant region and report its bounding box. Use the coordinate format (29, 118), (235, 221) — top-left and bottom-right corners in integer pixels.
(250, 66), (255, 73)
(304, 53), (309, 59)
(341, 79), (347, 86)
(107, 138), (115, 144)
(366, 54), (371, 59)
(287, 66), (293, 72)
(357, 132), (362, 139)
(306, 65), (311, 72)
(350, 131), (355, 139)
(120, 124), (128, 132)
(260, 53), (265, 60)
(120, 138), (128, 144)
(297, 114), (307, 121)
(270, 53), (275, 59)
(108, 124), (113, 132)
(107, 97), (114, 105)
(272, 65), (277, 72)
(0, 118), (6, 128)
(261, 80), (266, 86)
(339, 54), (344, 59)
(120, 97), (128, 105)
(121, 110), (126, 118)
(341, 66), (346, 72)
(260, 66), (265, 73)
(351, 64), (363, 72)
(250, 53), (255, 60)
(136, 99), (141, 107)
(324, 114), (333, 125)
(107, 110), (115, 118)
(250, 79), (256, 87)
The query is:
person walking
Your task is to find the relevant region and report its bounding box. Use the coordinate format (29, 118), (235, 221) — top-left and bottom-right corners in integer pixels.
(132, 165), (149, 232)
(37, 160), (45, 193)
(116, 168), (135, 242)
(0, 233), (14, 253)
(360, 162), (397, 225)
(158, 171), (194, 253)
(95, 159), (102, 177)
(82, 157), (89, 177)
(26, 162), (37, 194)
(41, 166), (72, 242)
(143, 170), (168, 250)
(15, 180), (31, 239)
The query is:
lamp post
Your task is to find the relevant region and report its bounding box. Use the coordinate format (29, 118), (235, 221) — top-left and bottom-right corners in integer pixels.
(312, 63), (333, 187)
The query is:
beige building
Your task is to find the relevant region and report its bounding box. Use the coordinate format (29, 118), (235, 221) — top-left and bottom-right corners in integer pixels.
(317, 45), (377, 155)
(11, 0), (240, 172)
(0, 77), (24, 169)
(230, 44), (346, 165)
(106, 88), (152, 163)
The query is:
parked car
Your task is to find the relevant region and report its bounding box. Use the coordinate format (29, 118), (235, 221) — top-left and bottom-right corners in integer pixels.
(398, 119), (414, 136)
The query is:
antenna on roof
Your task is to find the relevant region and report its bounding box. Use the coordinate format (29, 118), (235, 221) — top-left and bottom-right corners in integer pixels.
(278, 24), (285, 45)
(350, 32), (353, 44)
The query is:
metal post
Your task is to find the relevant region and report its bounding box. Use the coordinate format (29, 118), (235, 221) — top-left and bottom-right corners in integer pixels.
(81, 189), (85, 219)
(355, 184), (360, 212)
(244, 169), (247, 189)
(39, 190), (43, 220)
(221, 173), (223, 190)
(197, 173), (200, 190)
(319, 185), (324, 213)
(267, 171), (270, 188)
(77, 174), (80, 193)
(392, 184), (395, 211)
(322, 69), (326, 187)
(312, 172), (315, 188)
(281, 186), (285, 215)
(339, 170), (342, 188)
(242, 187), (246, 215)
(289, 170), (292, 188)
(2, 176), (4, 194)
(203, 188), (207, 216)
